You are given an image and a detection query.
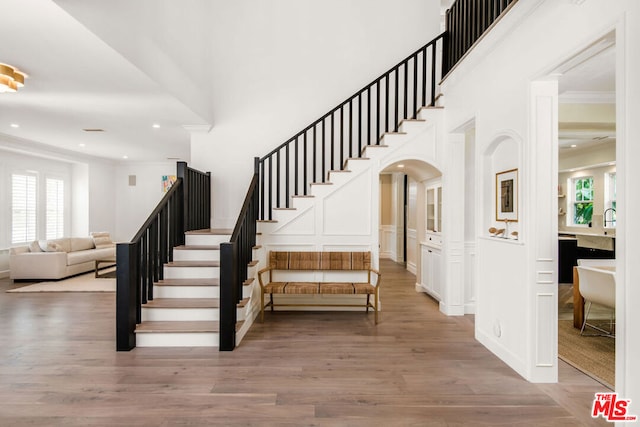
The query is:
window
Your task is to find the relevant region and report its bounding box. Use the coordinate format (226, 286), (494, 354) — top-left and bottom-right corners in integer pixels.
(604, 172), (616, 228)
(11, 174), (37, 243)
(572, 176), (593, 226)
(46, 178), (64, 239)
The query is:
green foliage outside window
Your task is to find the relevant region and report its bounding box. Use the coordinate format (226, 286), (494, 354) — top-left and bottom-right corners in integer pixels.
(573, 177), (593, 225)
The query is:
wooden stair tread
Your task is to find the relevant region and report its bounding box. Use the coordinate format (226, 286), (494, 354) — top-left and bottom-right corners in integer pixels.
(155, 278), (220, 286)
(174, 245), (220, 250)
(292, 195), (315, 198)
(144, 298), (219, 309)
(274, 207), (296, 211)
(257, 220), (277, 223)
(401, 118), (426, 123)
(237, 298), (250, 308)
(310, 182), (333, 186)
(248, 260), (259, 267)
(185, 228), (232, 235)
(243, 277), (254, 286)
(166, 261), (220, 267)
(135, 321), (220, 333)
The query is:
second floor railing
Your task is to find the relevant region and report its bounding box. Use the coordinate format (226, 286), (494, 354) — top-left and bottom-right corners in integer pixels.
(257, 33), (446, 221)
(443, 0), (518, 76)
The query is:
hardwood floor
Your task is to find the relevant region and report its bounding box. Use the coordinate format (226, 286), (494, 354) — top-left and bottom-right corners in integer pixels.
(0, 260), (609, 426)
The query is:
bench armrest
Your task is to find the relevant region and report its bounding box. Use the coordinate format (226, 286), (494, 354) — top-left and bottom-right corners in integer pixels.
(257, 266), (273, 289)
(369, 268), (381, 287)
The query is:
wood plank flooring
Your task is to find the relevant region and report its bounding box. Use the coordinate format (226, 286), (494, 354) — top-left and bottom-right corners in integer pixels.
(0, 259), (610, 426)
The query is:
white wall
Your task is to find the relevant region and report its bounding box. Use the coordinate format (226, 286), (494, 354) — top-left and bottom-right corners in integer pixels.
(114, 161), (178, 242)
(190, 1), (441, 229)
(440, 0), (640, 398)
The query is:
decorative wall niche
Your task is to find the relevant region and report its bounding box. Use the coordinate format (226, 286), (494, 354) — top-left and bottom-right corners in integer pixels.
(482, 133), (522, 241)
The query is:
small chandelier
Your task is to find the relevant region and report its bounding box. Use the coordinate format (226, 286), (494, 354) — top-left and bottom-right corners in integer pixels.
(0, 63), (26, 93)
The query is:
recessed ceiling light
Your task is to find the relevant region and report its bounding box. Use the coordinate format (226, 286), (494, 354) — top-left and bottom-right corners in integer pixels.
(10, 123), (19, 128)
(79, 143), (86, 147)
(152, 124), (160, 128)
(570, 144), (577, 148)
(397, 164), (405, 168)
(123, 155), (128, 159)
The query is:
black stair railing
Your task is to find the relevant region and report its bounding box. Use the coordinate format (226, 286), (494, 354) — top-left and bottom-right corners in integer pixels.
(116, 162), (211, 351)
(443, 0), (518, 76)
(219, 158), (260, 351)
(257, 33), (446, 221)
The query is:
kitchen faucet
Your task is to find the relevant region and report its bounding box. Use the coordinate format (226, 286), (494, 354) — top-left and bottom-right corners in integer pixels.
(603, 207), (616, 227)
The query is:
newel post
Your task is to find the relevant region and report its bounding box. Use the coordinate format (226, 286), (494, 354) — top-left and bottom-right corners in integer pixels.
(219, 242), (238, 351)
(116, 242), (139, 351)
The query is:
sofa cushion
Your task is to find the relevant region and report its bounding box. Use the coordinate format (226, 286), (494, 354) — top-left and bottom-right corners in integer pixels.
(66, 246), (115, 266)
(70, 237), (95, 252)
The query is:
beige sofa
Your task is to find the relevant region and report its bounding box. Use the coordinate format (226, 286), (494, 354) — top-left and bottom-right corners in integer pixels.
(9, 236), (116, 280)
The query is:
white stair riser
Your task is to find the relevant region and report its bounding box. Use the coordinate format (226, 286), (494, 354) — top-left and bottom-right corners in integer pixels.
(243, 285), (253, 299)
(136, 332), (219, 347)
(343, 159), (370, 174)
(141, 307), (219, 322)
(154, 286), (219, 299)
(173, 250), (220, 262)
(399, 121), (426, 133)
(164, 266), (220, 279)
(186, 234), (230, 246)
(326, 172), (352, 186)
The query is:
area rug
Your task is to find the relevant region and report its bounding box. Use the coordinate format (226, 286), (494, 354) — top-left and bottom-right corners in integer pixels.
(6, 271), (115, 293)
(558, 319), (615, 388)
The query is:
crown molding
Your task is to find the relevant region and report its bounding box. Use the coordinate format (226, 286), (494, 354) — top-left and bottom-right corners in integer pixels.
(559, 91), (615, 104)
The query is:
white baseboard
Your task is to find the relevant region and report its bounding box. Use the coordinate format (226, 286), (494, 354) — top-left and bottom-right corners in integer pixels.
(0, 270), (9, 279)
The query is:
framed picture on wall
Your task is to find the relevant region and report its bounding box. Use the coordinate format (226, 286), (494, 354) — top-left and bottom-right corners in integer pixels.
(496, 168), (518, 222)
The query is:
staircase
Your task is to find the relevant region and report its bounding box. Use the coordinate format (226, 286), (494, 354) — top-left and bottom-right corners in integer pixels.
(257, 107), (443, 236)
(134, 229), (258, 347)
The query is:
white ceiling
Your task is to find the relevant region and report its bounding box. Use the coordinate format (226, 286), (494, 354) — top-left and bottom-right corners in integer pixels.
(0, 0), (210, 162)
(0, 0), (615, 164)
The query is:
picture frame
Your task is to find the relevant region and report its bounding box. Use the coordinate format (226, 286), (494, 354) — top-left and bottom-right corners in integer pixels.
(496, 168), (518, 222)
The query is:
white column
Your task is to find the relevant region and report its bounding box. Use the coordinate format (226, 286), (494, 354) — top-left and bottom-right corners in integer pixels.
(526, 80), (558, 383)
(441, 133), (465, 315)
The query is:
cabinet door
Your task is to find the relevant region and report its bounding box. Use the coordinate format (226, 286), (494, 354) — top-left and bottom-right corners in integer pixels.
(431, 248), (442, 300)
(426, 188), (436, 232)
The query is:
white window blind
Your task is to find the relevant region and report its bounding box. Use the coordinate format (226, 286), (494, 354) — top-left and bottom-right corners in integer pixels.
(46, 178), (64, 239)
(11, 174), (37, 244)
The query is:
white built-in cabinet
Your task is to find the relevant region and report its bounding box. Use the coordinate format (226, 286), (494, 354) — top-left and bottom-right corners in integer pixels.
(426, 184), (442, 233)
(420, 243), (442, 300)
(419, 181), (442, 301)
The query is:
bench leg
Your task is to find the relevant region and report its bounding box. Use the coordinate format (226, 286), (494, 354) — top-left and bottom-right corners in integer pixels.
(374, 291), (379, 324)
(366, 295), (370, 312)
(270, 294), (274, 312)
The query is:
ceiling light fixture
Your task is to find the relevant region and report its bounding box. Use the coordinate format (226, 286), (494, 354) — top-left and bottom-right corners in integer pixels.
(152, 124), (160, 129)
(0, 63), (26, 93)
(10, 123), (19, 128)
(570, 144), (577, 148)
(397, 164), (405, 168)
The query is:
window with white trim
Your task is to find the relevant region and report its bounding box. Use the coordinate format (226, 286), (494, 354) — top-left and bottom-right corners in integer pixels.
(46, 178), (64, 239)
(11, 173), (37, 244)
(571, 176), (593, 226)
(604, 172), (616, 228)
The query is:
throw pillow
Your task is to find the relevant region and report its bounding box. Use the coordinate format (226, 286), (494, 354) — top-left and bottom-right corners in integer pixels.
(91, 232), (114, 249)
(45, 242), (64, 252)
(28, 241), (43, 253)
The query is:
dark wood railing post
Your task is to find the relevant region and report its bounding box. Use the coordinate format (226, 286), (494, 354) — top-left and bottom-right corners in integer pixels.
(116, 242), (138, 351)
(219, 242), (238, 351)
(176, 161), (189, 233)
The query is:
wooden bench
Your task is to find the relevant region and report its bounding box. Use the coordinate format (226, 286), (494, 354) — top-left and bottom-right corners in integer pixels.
(257, 251), (381, 324)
